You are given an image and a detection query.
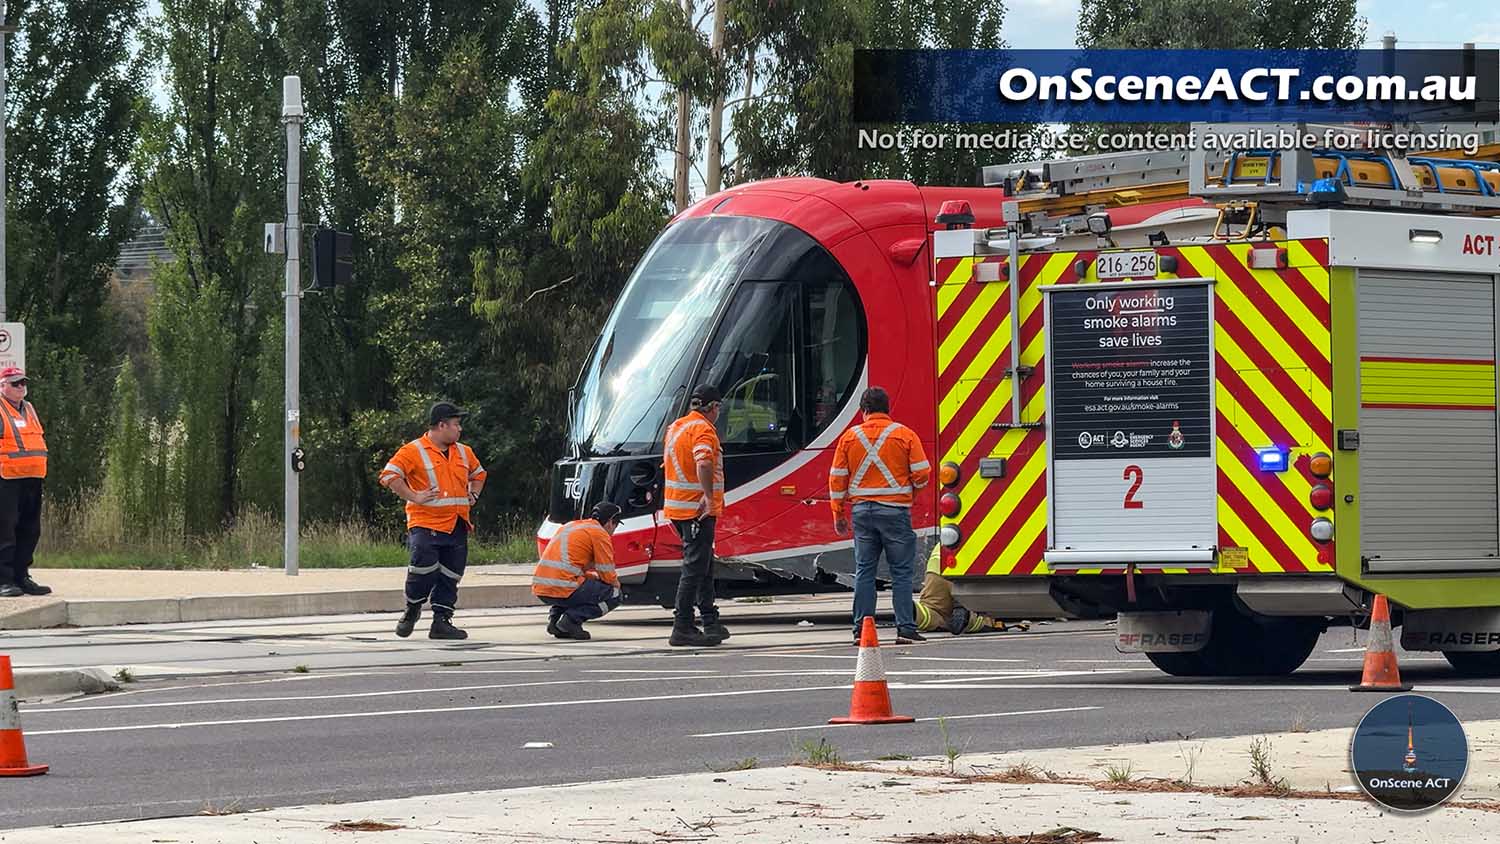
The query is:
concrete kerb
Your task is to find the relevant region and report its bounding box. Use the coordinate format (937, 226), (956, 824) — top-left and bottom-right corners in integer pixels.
(13, 667), (120, 698)
(1, 584), (539, 630)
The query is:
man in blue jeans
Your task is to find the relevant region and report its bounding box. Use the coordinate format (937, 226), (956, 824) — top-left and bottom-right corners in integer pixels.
(829, 387), (931, 644)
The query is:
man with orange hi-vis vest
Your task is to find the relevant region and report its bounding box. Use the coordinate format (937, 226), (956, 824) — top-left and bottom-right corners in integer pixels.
(0, 367), (50, 598)
(660, 384), (728, 648)
(830, 386), (930, 645)
(379, 402), (487, 640)
(533, 502), (625, 640)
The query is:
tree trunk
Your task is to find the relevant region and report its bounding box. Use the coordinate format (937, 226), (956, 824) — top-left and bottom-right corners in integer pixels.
(705, 0), (725, 195)
(674, 0), (694, 213)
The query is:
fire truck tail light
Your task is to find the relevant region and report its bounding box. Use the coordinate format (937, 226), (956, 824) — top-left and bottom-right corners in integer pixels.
(939, 493), (962, 518)
(939, 524), (962, 547)
(1309, 484), (1333, 511)
(1309, 451), (1332, 477)
(1310, 517), (1334, 543)
(939, 461), (961, 487)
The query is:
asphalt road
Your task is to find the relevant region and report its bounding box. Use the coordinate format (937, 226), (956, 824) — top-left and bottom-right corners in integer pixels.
(7, 607), (1500, 830)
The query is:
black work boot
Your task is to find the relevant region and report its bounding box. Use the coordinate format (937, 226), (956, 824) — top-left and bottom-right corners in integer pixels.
(670, 623), (716, 647)
(555, 614), (591, 641)
(546, 612), (563, 638)
(429, 613), (468, 640)
(0, 584), (21, 598)
(18, 578), (50, 596)
(702, 620), (731, 643)
(395, 603), (421, 638)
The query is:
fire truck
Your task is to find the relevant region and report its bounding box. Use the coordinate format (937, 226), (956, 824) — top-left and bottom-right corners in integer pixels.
(938, 122), (1500, 676)
(541, 121), (1500, 679)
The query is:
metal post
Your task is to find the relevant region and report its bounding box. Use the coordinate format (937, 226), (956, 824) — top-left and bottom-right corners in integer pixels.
(282, 76), (303, 576)
(0, 2), (11, 323)
(1003, 200), (1023, 426)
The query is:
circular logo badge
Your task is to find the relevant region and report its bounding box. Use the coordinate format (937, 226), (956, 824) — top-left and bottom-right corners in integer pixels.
(1350, 693), (1467, 812)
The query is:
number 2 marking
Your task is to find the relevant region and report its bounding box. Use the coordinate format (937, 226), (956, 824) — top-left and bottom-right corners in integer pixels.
(1123, 465), (1144, 509)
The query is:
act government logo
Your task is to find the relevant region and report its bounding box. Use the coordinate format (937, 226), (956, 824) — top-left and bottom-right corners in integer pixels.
(1350, 693), (1468, 812)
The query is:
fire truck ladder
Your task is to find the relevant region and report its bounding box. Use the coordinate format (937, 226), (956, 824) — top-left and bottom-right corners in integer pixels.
(981, 122), (1500, 222)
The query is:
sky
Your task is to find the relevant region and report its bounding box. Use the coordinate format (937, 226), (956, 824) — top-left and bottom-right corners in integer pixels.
(1001, 0), (1500, 49)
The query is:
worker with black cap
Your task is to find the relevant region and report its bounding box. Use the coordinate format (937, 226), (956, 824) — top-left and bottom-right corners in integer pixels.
(378, 401), (487, 639)
(533, 501), (625, 640)
(660, 384), (728, 647)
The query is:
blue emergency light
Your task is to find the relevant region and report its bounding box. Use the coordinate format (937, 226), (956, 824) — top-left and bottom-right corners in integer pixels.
(1257, 447), (1289, 473)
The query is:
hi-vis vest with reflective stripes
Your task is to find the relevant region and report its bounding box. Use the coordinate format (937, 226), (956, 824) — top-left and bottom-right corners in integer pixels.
(532, 519), (619, 598)
(828, 413), (930, 517)
(0, 400), (46, 480)
(661, 411), (724, 520)
(378, 435), (485, 532)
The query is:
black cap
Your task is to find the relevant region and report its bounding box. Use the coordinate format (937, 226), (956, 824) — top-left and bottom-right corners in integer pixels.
(429, 401), (469, 426)
(591, 502), (622, 524)
(689, 384), (722, 407)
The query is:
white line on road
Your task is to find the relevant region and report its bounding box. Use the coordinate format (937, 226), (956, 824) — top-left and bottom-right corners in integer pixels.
(27, 675), (734, 714)
(25, 684), (854, 736)
(690, 706), (1101, 737)
(902, 682), (1500, 694)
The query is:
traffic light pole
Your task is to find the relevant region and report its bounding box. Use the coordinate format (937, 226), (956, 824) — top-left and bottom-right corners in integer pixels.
(282, 77), (303, 577)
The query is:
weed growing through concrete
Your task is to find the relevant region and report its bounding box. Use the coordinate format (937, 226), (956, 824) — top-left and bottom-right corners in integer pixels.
(1104, 762), (1134, 784)
(113, 667), (135, 683)
(1178, 742), (1203, 785)
(937, 717), (962, 774)
(708, 758), (758, 772)
(292, 665), (309, 674)
(1248, 736), (1290, 793)
(795, 737), (842, 765)
(1289, 711), (1314, 733)
(878, 753), (914, 761)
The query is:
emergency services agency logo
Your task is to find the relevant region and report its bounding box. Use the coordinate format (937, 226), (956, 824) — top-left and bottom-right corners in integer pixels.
(1350, 694), (1467, 812)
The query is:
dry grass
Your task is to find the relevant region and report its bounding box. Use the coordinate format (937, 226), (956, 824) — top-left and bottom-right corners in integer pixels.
(890, 829), (1110, 844)
(326, 820), (404, 832)
(35, 493), (533, 569)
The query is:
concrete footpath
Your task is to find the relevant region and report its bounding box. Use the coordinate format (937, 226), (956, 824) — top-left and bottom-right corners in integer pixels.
(0, 565), (536, 630)
(6, 721), (1497, 842)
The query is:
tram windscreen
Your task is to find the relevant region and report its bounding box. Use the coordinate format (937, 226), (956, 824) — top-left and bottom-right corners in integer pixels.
(567, 216), (777, 456)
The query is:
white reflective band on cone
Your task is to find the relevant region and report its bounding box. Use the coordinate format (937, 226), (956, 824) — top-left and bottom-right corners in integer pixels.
(0, 690), (20, 730)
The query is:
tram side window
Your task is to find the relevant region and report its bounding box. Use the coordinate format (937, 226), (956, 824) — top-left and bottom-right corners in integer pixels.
(698, 282), (799, 454)
(803, 281), (863, 435)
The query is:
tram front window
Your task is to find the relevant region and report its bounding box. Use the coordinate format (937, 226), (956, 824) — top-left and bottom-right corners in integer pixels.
(568, 216), (777, 456)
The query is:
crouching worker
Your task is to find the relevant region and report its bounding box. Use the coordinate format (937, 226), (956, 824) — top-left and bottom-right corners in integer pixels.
(915, 545), (1030, 635)
(532, 502), (625, 640)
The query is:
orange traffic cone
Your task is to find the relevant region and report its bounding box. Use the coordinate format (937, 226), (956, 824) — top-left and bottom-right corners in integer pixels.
(0, 655), (46, 776)
(1350, 594), (1412, 693)
(830, 617), (915, 725)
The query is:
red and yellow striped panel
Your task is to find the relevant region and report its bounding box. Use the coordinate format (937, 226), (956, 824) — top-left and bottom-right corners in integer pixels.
(936, 240), (1336, 577)
(1360, 357), (1497, 410)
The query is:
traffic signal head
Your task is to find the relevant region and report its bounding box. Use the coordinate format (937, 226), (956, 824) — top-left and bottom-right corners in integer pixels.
(312, 228), (354, 289)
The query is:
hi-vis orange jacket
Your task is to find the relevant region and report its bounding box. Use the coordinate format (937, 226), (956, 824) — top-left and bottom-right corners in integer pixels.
(378, 434), (487, 533)
(532, 518), (620, 599)
(828, 413), (930, 519)
(661, 411), (723, 521)
(0, 400), (46, 480)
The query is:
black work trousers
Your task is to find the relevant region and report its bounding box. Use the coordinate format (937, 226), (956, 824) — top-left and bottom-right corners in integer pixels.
(404, 521), (468, 616)
(671, 516), (719, 627)
(0, 477), (42, 586)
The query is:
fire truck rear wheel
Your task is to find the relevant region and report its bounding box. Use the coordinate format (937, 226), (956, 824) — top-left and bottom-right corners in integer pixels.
(1144, 651), (1213, 676)
(1199, 612), (1320, 676)
(1443, 649), (1500, 676)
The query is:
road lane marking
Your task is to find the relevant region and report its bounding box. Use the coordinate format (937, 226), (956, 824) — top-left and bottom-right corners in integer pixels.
(690, 706), (1101, 737)
(27, 675), (739, 714)
(901, 682), (1500, 693)
(26, 685), (855, 736)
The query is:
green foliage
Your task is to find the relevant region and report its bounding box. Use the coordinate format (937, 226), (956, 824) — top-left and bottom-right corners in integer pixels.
(1077, 0), (1366, 49)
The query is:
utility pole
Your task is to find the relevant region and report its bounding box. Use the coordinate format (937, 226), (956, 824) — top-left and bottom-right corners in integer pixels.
(282, 76), (303, 576)
(0, 2), (14, 322)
